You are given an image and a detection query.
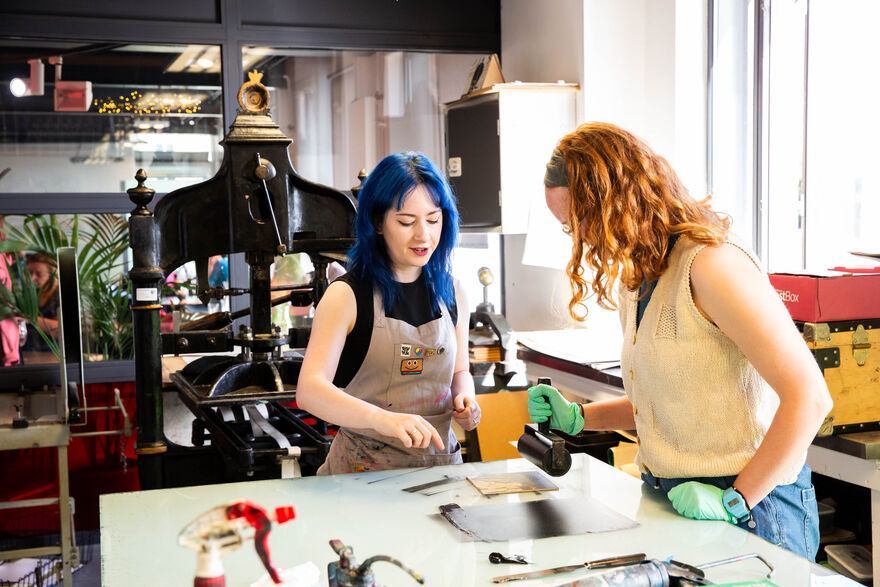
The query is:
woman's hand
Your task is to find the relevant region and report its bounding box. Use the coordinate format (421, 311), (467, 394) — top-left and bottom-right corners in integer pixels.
(667, 482), (739, 524)
(35, 316), (59, 336)
(372, 411), (445, 450)
(452, 394), (481, 431)
(527, 384), (584, 435)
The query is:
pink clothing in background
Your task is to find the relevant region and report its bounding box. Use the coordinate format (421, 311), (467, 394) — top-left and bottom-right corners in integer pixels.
(0, 215), (21, 365)
(0, 249), (20, 365)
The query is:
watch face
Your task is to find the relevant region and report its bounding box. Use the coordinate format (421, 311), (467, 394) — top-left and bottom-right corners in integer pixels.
(723, 487), (750, 521)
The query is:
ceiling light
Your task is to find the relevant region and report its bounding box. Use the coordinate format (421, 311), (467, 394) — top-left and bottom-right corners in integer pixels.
(9, 78), (27, 97)
(165, 45), (221, 73)
(9, 59), (45, 97)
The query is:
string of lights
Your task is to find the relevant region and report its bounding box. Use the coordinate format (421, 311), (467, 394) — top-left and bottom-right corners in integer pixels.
(94, 90), (204, 115)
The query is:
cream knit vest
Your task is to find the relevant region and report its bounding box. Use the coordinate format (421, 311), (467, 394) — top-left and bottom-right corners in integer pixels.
(619, 236), (801, 483)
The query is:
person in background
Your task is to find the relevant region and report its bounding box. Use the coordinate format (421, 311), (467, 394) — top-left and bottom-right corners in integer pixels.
(528, 122), (832, 559)
(270, 253), (310, 330)
(297, 151), (480, 474)
(22, 252), (60, 352)
(207, 255), (229, 288)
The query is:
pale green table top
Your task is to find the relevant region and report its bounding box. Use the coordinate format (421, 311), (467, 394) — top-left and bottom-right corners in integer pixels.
(100, 454), (853, 586)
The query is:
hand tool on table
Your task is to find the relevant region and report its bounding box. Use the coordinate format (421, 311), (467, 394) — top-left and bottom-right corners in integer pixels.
(327, 539), (425, 586)
(517, 377), (573, 477)
(491, 553), (646, 583)
(401, 475), (465, 494)
(178, 499), (295, 586)
(567, 553), (775, 587)
(489, 552), (530, 564)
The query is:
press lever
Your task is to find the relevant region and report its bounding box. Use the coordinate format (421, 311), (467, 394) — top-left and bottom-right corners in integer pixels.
(254, 152), (286, 255)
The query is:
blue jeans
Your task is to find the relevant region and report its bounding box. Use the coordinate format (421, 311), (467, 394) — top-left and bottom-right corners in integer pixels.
(642, 464), (819, 560)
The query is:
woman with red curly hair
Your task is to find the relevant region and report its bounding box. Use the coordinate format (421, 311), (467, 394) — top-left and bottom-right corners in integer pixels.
(528, 122), (832, 560)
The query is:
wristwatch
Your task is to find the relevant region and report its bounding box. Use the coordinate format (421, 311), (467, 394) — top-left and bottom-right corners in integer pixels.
(722, 486), (751, 522)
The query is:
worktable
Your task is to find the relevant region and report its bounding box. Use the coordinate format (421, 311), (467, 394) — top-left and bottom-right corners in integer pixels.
(100, 454), (854, 586)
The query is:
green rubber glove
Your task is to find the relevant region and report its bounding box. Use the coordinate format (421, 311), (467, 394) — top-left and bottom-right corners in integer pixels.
(526, 383), (584, 436)
(667, 481), (738, 524)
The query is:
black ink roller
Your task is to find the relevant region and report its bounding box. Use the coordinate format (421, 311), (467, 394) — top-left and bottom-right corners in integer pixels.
(517, 377), (572, 477)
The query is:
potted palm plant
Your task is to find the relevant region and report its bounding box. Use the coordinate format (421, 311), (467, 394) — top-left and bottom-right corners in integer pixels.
(0, 213), (133, 362)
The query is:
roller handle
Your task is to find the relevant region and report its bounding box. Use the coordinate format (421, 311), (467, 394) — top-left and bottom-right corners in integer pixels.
(536, 377), (552, 435)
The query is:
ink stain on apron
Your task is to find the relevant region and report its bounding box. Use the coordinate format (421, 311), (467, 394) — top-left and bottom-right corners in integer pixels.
(318, 289), (462, 474)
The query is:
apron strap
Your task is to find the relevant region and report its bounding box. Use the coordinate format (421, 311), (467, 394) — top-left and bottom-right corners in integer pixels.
(372, 289), (386, 329)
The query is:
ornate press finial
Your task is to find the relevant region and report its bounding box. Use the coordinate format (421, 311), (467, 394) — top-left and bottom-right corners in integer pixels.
(127, 169), (155, 216)
(351, 168), (368, 200)
(238, 70), (270, 113)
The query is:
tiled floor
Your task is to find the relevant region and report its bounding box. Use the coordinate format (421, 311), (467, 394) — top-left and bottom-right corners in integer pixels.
(71, 535), (101, 586)
(72, 551), (100, 586)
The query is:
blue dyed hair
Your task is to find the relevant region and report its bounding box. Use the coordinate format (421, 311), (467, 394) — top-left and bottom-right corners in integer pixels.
(347, 151), (460, 314)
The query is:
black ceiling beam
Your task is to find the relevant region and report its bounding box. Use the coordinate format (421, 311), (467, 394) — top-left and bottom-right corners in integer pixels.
(0, 15), (225, 45)
(0, 1), (499, 53)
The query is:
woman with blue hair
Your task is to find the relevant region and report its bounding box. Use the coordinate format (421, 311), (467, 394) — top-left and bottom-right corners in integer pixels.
(297, 151), (480, 474)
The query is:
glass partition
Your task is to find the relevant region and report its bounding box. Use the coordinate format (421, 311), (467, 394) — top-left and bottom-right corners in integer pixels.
(0, 42), (224, 194)
(0, 213), (130, 366)
(240, 47), (482, 189)
(240, 47), (501, 312)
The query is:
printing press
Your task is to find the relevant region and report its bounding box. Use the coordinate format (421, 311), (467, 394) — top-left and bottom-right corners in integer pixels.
(127, 72), (357, 490)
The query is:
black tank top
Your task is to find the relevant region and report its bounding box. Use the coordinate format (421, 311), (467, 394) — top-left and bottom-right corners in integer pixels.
(331, 272), (457, 388)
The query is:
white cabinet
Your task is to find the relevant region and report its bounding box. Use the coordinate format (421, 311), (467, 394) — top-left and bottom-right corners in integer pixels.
(444, 83), (578, 233)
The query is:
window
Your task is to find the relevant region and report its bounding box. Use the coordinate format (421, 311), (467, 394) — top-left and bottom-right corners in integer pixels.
(713, 0), (880, 271)
(766, 0), (808, 270)
(0, 42), (224, 195)
(710, 0), (758, 246)
(801, 0), (880, 270)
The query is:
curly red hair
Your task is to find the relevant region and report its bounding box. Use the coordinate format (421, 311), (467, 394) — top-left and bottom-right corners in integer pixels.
(555, 122), (730, 321)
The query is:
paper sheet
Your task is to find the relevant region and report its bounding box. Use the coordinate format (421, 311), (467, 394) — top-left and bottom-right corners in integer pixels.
(516, 329), (622, 366)
(467, 471), (558, 496)
(809, 574), (865, 586)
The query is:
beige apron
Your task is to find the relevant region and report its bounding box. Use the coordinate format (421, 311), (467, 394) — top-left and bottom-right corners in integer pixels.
(317, 289), (462, 475)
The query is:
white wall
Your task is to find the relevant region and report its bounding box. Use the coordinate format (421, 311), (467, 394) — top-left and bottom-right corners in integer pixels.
(500, 0), (585, 120)
(581, 0), (707, 195)
(499, 0), (585, 332)
(499, 0), (708, 333)
(500, 0), (585, 84)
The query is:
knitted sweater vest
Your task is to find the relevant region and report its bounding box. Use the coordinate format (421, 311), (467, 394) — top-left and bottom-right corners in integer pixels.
(619, 235), (801, 483)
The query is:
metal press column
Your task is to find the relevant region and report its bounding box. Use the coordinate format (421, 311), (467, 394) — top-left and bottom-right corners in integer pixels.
(126, 169), (166, 489)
